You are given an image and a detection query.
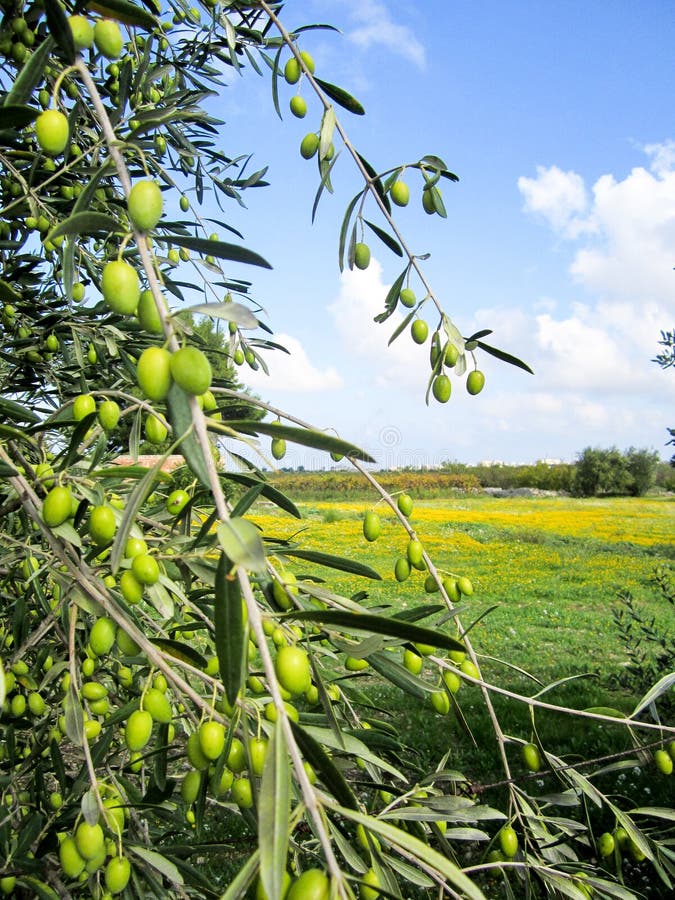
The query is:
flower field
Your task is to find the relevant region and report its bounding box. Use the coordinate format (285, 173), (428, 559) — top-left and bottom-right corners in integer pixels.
(253, 492), (674, 686)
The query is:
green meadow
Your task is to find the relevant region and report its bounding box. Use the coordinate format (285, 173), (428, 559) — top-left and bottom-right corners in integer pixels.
(254, 491), (674, 787)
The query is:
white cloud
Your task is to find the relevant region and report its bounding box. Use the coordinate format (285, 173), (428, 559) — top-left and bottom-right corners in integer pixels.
(517, 165), (589, 236)
(244, 334), (343, 393)
(516, 147), (675, 400)
(345, 0), (426, 69)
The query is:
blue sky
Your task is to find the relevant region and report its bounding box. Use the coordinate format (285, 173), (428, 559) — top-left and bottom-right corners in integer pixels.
(206, 0), (675, 467)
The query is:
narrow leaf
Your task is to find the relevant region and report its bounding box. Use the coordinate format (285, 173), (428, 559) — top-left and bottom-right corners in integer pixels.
(357, 153), (391, 214)
(149, 638), (207, 669)
(45, 213), (122, 243)
(289, 721), (359, 809)
(64, 685), (84, 746)
(180, 302), (258, 328)
(129, 846), (183, 885)
(314, 78), (365, 114)
(335, 806), (486, 900)
(167, 235), (271, 269)
(5, 37), (54, 106)
(291, 610), (466, 652)
(0, 105), (39, 129)
(110, 454), (168, 574)
(365, 219), (403, 257)
(259, 726), (290, 900)
(475, 340), (534, 374)
(224, 472), (301, 519)
(631, 670), (675, 717)
(230, 420), (376, 463)
(165, 383), (211, 489)
(374, 269), (407, 324)
(388, 311), (416, 346)
(83, 0), (159, 30)
(339, 192), (363, 271)
(319, 105), (336, 160)
(281, 548), (381, 580)
(44, 0), (76, 63)
(217, 518), (267, 572)
(215, 554), (244, 706)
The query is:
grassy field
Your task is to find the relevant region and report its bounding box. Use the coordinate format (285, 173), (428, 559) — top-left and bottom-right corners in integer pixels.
(252, 491), (674, 792)
(253, 492), (673, 686)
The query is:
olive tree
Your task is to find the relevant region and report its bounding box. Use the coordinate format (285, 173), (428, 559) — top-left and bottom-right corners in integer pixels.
(0, 3), (673, 899)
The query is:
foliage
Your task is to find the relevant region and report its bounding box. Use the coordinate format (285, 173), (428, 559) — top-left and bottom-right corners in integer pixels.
(0, 3), (673, 900)
(612, 566), (675, 707)
(653, 329), (675, 465)
(573, 447), (660, 497)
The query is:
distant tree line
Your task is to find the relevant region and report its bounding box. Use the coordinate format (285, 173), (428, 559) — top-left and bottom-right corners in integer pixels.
(441, 447), (671, 496)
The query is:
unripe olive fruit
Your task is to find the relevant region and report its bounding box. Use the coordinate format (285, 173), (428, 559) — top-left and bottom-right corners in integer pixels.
(101, 260), (140, 315)
(443, 576), (460, 603)
(94, 19), (123, 59)
(431, 690), (450, 715)
(457, 576), (473, 596)
(231, 777), (253, 809)
(360, 868), (381, 900)
(411, 319), (428, 344)
(227, 737), (247, 773)
(170, 346), (212, 395)
(119, 570), (143, 605)
(290, 95), (307, 117)
(272, 570), (298, 610)
(73, 392), (96, 421)
(460, 659), (480, 680)
(131, 553), (160, 585)
(406, 539), (425, 570)
(145, 414), (168, 445)
(399, 287), (416, 308)
(42, 485), (73, 527)
(423, 187), (440, 214)
(199, 720), (225, 760)
(248, 737), (268, 777)
(271, 437), (287, 460)
(300, 133), (319, 159)
(89, 505), (116, 546)
(137, 346), (172, 400)
(287, 869), (329, 900)
(186, 731), (210, 771)
(390, 180), (410, 207)
(467, 369), (485, 395)
(300, 50), (315, 73)
(35, 110), (69, 156)
(128, 180), (163, 232)
(105, 856), (131, 894)
(166, 489), (189, 515)
(363, 510), (381, 542)
(442, 669), (461, 694)
(432, 374), (452, 403)
(403, 648), (423, 674)
(143, 687), (172, 723)
(59, 836), (86, 877)
(74, 821), (105, 860)
(597, 832), (615, 858)
(353, 242), (371, 270)
(137, 289), (164, 334)
(655, 748), (673, 775)
(394, 557), (410, 582)
(499, 825), (518, 858)
(125, 708), (153, 751)
(444, 343), (459, 366)
(98, 400), (120, 431)
(284, 57), (301, 84)
(181, 769), (201, 803)
(90, 616), (116, 656)
(275, 645), (311, 695)
(397, 493), (413, 516)
(68, 15), (94, 50)
(522, 742), (541, 772)
(256, 870), (292, 900)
